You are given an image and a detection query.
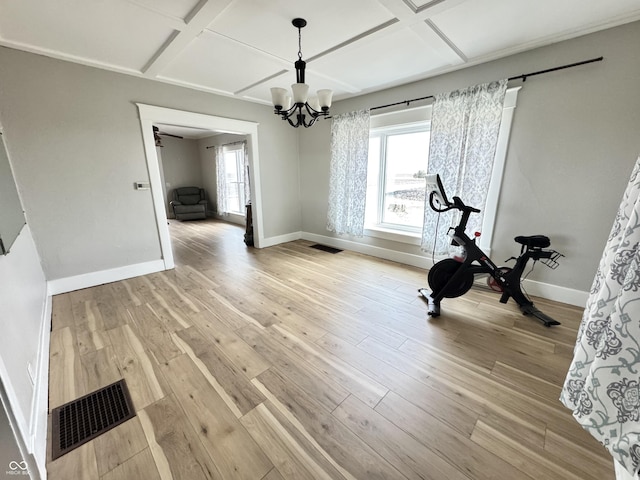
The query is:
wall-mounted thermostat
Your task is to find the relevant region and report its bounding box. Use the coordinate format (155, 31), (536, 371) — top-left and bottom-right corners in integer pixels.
(134, 182), (150, 190)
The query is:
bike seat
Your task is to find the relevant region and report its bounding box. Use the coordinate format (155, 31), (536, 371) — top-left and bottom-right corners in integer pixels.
(514, 235), (550, 248)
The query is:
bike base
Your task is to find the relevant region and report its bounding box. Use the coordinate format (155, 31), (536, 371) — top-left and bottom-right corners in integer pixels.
(520, 303), (561, 327)
(418, 288), (441, 317)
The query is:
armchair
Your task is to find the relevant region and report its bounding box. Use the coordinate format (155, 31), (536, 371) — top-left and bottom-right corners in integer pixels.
(170, 187), (207, 220)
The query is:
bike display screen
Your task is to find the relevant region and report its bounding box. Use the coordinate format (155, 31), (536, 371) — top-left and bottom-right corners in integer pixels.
(425, 173), (451, 209)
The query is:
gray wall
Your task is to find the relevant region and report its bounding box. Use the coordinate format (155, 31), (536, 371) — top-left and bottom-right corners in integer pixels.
(0, 46), (300, 280)
(161, 136), (203, 217)
(300, 21), (640, 293)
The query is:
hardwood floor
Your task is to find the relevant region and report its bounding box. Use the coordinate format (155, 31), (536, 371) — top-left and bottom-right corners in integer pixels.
(47, 219), (613, 480)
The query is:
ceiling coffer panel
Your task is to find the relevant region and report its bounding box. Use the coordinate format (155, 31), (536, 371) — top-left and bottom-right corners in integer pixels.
(158, 30), (290, 94)
(206, 0), (396, 61)
(126, 0), (202, 22)
(310, 25), (463, 92)
(429, 0), (640, 59)
(0, 0), (178, 71)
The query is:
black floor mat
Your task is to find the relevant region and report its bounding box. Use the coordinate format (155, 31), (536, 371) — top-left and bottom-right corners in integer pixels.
(51, 379), (135, 460)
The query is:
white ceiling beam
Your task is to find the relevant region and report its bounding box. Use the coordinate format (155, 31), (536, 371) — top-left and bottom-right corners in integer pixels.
(142, 0), (233, 78)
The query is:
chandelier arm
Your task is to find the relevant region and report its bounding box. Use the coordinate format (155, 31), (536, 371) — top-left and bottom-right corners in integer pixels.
(286, 116), (300, 128)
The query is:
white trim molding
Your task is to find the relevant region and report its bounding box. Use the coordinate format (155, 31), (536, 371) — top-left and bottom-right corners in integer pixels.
(261, 231), (303, 248)
(30, 293), (52, 480)
(136, 104), (264, 263)
(47, 259), (165, 295)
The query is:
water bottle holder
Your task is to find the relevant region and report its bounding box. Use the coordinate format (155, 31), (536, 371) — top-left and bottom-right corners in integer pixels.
(540, 250), (563, 270)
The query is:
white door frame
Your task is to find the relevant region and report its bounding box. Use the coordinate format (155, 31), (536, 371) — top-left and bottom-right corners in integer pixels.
(137, 104), (264, 269)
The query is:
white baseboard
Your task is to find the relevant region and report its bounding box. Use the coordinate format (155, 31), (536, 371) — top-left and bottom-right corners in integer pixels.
(261, 231), (303, 248)
(520, 278), (588, 307)
(47, 259), (166, 295)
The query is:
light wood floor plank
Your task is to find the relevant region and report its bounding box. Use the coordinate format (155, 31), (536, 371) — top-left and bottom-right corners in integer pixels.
(47, 441), (99, 479)
(139, 394), (224, 480)
(93, 417), (148, 476)
(127, 304), (183, 364)
(49, 326), (85, 410)
(333, 394), (472, 480)
(256, 368), (404, 480)
(265, 324), (388, 408)
(80, 345), (122, 394)
(106, 324), (166, 410)
(375, 391), (532, 480)
(161, 354), (273, 479)
(51, 293), (74, 331)
(316, 333), (479, 437)
(241, 403), (338, 480)
(100, 448), (161, 480)
(188, 309), (271, 378)
(237, 324), (350, 413)
(176, 326), (266, 416)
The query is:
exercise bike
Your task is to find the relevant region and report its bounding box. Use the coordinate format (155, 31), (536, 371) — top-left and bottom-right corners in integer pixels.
(418, 174), (563, 327)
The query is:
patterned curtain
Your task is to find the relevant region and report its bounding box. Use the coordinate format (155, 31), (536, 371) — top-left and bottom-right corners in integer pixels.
(561, 156), (640, 478)
(421, 79), (508, 253)
(327, 109), (371, 236)
(214, 145), (228, 216)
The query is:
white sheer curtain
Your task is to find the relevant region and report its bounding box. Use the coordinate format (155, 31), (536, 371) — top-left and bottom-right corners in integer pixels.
(327, 109), (371, 236)
(243, 141), (251, 206)
(421, 79), (508, 253)
(561, 156), (640, 479)
(214, 145), (228, 216)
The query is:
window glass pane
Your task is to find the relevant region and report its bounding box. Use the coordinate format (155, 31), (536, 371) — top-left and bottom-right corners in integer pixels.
(224, 153), (238, 182)
(381, 131), (429, 229)
(223, 149), (245, 215)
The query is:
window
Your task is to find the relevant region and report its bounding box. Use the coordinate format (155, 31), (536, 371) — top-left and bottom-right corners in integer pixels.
(223, 145), (246, 216)
(365, 106), (431, 240)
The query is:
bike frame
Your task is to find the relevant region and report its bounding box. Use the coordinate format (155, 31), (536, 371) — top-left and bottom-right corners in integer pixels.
(420, 181), (561, 326)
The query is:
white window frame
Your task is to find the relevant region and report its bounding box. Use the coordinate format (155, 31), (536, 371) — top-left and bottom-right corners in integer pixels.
(367, 122), (430, 237)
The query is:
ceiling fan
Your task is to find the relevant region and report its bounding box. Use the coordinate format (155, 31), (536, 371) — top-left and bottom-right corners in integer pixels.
(153, 125), (183, 147)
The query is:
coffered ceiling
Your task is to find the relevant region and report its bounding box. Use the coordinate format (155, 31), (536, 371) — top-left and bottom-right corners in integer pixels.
(1, 0), (639, 105)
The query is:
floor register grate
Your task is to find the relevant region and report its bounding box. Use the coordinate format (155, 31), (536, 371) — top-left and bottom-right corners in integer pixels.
(310, 244), (343, 254)
(51, 379), (135, 460)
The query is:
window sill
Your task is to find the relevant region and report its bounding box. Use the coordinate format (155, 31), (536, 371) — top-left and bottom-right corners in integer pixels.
(364, 226), (422, 246)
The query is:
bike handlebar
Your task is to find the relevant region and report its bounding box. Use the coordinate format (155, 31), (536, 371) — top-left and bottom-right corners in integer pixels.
(452, 196), (481, 214)
(428, 192), (481, 214)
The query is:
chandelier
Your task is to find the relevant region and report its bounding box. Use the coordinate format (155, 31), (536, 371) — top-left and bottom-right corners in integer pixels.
(270, 18), (333, 128)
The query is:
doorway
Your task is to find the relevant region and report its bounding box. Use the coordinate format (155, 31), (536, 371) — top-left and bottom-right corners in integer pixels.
(137, 104), (264, 270)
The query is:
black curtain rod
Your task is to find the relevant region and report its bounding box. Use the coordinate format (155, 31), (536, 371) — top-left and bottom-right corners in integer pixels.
(370, 56), (604, 112)
(205, 139), (246, 149)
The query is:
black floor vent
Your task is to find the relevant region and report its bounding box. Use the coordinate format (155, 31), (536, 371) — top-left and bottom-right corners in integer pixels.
(51, 379), (135, 460)
(310, 244), (343, 254)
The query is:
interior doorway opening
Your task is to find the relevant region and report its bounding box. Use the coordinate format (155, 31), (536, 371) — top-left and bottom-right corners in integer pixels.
(137, 104), (263, 270)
